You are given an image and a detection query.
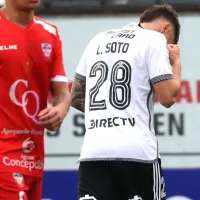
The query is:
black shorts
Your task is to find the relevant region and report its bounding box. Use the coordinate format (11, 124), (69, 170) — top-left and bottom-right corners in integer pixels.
(78, 159), (166, 200)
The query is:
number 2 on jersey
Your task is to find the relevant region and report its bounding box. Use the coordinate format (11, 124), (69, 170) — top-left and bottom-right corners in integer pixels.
(89, 60), (131, 111)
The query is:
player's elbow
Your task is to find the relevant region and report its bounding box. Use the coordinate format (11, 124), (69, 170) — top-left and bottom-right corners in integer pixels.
(153, 79), (180, 108)
(159, 97), (176, 108)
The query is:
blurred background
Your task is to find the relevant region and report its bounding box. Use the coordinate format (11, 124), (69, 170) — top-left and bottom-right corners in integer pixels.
(6, 0), (200, 199)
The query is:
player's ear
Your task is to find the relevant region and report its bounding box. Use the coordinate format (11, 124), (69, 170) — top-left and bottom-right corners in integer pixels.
(160, 23), (171, 34)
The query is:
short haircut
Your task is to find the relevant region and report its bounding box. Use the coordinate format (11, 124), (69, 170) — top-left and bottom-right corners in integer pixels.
(140, 4), (180, 44)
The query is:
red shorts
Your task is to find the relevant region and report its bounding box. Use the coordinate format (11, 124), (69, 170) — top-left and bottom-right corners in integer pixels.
(0, 171), (42, 200)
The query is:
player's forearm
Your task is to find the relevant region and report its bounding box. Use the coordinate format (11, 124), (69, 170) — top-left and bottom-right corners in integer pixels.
(171, 59), (181, 97)
(51, 82), (71, 115)
(71, 78), (85, 113)
(53, 90), (71, 113)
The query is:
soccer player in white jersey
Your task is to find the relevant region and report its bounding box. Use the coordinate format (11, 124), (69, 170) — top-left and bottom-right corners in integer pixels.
(72, 4), (181, 200)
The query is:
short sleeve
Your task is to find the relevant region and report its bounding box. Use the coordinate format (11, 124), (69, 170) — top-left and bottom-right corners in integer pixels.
(51, 27), (67, 82)
(147, 33), (173, 84)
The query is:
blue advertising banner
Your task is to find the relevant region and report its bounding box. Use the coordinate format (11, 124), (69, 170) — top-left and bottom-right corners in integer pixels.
(42, 169), (200, 200)
(164, 169), (200, 200)
(42, 171), (78, 200)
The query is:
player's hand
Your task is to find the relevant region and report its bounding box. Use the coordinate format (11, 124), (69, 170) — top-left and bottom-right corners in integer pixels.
(168, 44), (180, 65)
(38, 104), (66, 131)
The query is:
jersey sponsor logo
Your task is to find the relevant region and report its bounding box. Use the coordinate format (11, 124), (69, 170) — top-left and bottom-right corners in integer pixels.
(21, 154), (35, 161)
(3, 156), (44, 171)
(9, 79), (40, 124)
(41, 43), (52, 58)
(1, 128), (43, 135)
(79, 195), (97, 200)
(2, 137), (44, 171)
(22, 137), (35, 153)
(106, 29), (135, 39)
(89, 117), (135, 129)
(13, 173), (25, 188)
(0, 45), (18, 51)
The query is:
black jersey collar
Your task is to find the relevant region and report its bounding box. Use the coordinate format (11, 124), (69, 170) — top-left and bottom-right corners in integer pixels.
(138, 23), (144, 29)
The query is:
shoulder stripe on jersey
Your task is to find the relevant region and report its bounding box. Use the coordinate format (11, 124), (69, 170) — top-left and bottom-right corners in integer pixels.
(75, 73), (86, 82)
(151, 74), (173, 84)
(51, 75), (67, 82)
(33, 19), (56, 36)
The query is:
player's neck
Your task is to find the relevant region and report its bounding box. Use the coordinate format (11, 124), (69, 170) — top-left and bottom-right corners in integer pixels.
(1, 6), (34, 28)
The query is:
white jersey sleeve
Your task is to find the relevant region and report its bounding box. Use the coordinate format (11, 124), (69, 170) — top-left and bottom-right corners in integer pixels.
(147, 33), (173, 84)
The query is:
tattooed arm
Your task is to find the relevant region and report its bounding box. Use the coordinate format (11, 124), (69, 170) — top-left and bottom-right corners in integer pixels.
(38, 81), (71, 131)
(51, 81), (71, 110)
(71, 78), (86, 113)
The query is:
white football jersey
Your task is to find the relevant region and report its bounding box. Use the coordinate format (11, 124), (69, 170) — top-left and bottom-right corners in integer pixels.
(75, 22), (173, 163)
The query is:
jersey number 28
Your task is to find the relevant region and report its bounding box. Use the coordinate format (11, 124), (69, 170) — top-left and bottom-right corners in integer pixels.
(89, 60), (131, 111)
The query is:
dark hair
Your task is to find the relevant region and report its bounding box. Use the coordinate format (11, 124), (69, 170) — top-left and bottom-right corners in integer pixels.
(140, 4), (180, 44)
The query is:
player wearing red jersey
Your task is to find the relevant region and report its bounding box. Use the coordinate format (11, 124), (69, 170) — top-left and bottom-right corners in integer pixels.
(0, 0), (71, 199)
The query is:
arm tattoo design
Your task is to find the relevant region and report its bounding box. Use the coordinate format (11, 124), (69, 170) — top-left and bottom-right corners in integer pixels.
(53, 92), (67, 106)
(71, 78), (86, 113)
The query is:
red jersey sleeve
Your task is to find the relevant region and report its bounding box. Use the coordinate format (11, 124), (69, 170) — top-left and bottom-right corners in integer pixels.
(51, 27), (67, 82)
